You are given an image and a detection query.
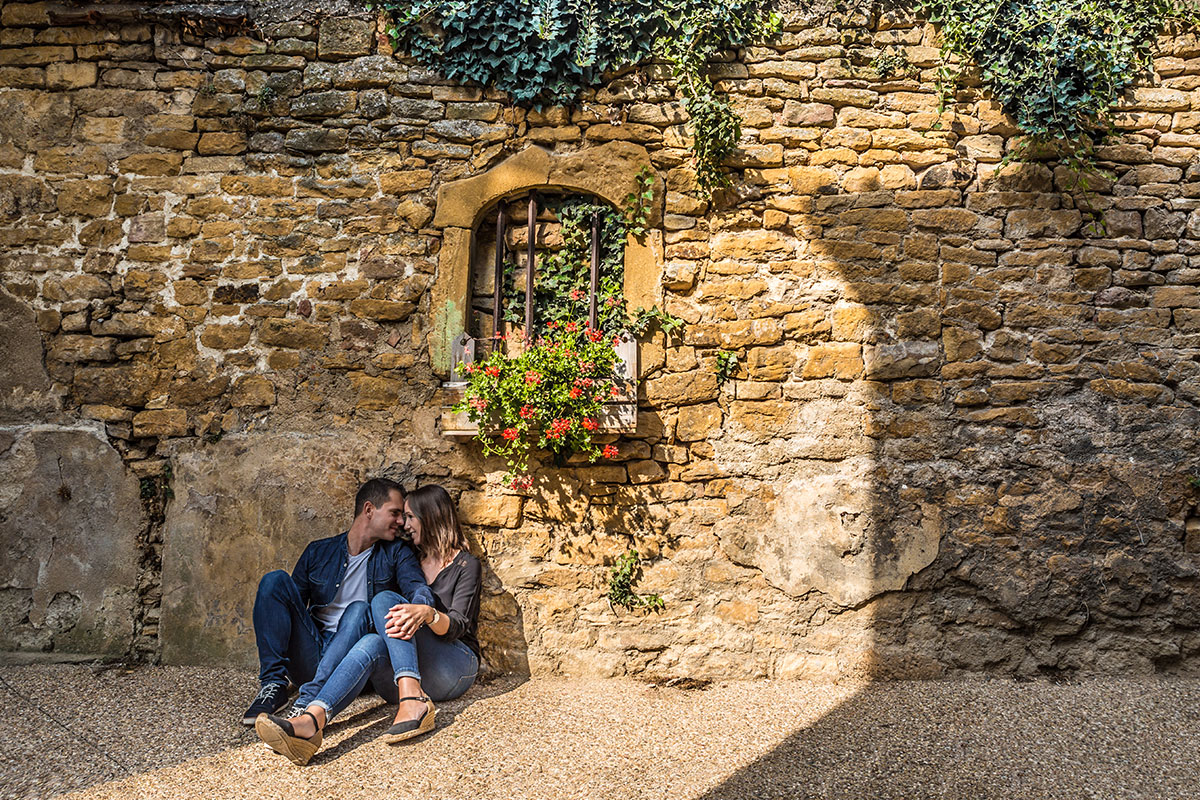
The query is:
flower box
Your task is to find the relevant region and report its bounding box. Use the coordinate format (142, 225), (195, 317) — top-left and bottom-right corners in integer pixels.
(439, 332), (638, 436)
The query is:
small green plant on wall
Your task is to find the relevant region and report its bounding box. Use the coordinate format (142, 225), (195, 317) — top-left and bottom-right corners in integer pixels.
(608, 550), (665, 613)
(714, 350), (739, 385)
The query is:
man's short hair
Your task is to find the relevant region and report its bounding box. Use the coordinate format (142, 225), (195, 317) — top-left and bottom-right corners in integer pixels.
(354, 478), (405, 517)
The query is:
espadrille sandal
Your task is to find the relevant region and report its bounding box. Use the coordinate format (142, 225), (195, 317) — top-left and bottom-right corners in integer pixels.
(383, 696), (436, 744)
(255, 710), (323, 766)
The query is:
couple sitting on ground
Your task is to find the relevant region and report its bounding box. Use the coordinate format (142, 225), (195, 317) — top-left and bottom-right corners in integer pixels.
(242, 478), (482, 765)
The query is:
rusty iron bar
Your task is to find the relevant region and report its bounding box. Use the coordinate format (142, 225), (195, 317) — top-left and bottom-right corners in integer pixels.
(589, 212), (600, 330)
(525, 193), (537, 336)
(493, 203), (506, 340)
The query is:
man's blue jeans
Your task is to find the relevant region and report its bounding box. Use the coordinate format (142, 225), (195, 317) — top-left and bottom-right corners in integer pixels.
(309, 590), (479, 722)
(252, 570), (371, 693)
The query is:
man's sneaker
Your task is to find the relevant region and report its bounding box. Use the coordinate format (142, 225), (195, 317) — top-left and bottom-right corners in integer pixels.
(242, 683), (289, 726)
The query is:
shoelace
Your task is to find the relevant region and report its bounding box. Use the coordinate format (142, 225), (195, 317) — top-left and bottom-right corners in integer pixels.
(253, 684), (283, 703)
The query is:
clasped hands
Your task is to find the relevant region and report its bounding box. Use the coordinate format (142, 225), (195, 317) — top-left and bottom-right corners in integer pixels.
(383, 603), (435, 639)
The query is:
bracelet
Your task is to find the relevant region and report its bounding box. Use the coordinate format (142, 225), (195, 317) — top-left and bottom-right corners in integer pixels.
(430, 608), (440, 627)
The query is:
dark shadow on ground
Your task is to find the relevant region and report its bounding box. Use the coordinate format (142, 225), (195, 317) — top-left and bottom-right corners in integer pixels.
(693, 678), (1200, 800)
(313, 674), (527, 762)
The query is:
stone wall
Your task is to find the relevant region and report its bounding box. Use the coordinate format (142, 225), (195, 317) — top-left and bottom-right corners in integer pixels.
(2, 0), (1199, 678)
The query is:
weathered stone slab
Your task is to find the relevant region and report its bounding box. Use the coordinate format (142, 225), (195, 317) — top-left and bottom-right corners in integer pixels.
(0, 427), (142, 654)
(715, 457), (940, 607)
(0, 288), (56, 422)
(160, 432), (386, 666)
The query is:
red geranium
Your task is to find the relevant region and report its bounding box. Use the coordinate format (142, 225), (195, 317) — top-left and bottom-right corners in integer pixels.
(602, 444), (619, 459)
(502, 427), (519, 441)
(519, 405), (535, 420)
(582, 417), (598, 431)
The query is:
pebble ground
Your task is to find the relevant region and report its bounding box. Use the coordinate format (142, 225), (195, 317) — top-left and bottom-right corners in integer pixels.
(2, 663), (1198, 800)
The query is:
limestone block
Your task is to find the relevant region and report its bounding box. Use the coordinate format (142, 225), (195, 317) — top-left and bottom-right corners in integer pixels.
(161, 433), (383, 666)
(258, 318), (326, 349)
(290, 90), (356, 118)
(0, 427), (141, 654)
(46, 61), (96, 90)
(350, 374), (401, 409)
(56, 179), (113, 217)
(715, 457), (940, 607)
(0, 288), (57, 422)
(459, 491), (523, 528)
(802, 342), (863, 379)
(284, 127), (348, 153)
(230, 375), (275, 407)
(48, 334), (115, 363)
(133, 408), (188, 437)
(644, 371), (719, 406)
(863, 341), (941, 380)
(318, 18), (374, 60)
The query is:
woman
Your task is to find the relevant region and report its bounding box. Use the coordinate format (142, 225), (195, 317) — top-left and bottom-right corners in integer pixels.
(255, 485), (483, 765)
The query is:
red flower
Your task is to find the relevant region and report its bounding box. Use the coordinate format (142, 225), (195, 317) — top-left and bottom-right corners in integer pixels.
(612, 336), (621, 346)
(569, 387), (582, 399)
(525, 370), (542, 385)
(545, 418), (572, 439)
(570, 289), (584, 301)
(485, 365), (501, 378)
(587, 328), (603, 342)
(502, 427), (518, 441)
(519, 405), (535, 420)
(509, 475), (533, 492)
(602, 444), (619, 459)
(565, 321), (578, 333)
(609, 385), (620, 398)
(605, 297), (618, 307)
(462, 363), (475, 374)
(582, 417), (598, 432)
(470, 396), (489, 411)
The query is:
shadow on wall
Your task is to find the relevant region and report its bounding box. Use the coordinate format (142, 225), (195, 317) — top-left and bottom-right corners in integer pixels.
(700, 135), (1200, 682)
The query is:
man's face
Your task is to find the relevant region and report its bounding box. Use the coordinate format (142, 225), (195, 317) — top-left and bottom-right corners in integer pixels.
(367, 489), (405, 542)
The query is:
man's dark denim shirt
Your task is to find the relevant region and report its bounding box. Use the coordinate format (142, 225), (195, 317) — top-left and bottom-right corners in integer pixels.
(290, 532), (434, 619)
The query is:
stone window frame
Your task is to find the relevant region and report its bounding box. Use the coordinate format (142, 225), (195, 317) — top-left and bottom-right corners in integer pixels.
(427, 143), (665, 380)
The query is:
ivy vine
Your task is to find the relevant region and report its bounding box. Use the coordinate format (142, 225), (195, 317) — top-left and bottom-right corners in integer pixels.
(916, 0), (1199, 150)
(378, 0), (779, 194)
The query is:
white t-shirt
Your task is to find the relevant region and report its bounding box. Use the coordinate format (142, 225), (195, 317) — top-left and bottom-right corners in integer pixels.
(312, 544), (374, 634)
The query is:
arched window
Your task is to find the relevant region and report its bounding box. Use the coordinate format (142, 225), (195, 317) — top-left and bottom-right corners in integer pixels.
(424, 144), (664, 435)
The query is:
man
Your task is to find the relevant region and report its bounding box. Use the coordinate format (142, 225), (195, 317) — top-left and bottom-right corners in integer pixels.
(242, 477), (434, 724)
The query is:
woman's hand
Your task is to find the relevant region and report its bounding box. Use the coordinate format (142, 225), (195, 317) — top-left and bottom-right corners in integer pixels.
(383, 603), (435, 640)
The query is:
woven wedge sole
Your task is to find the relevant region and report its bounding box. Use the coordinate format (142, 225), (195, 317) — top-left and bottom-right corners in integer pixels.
(255, 713), (322, 766)
(383, 702), (437, 744)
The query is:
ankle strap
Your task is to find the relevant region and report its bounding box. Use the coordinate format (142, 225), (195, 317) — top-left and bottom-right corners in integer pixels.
(398, 695), (430, 703)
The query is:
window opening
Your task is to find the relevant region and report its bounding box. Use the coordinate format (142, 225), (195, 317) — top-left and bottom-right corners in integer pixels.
(461, 191), (629, 370)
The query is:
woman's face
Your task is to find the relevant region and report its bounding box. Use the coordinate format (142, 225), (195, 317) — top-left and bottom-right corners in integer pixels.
(404, 500), (423, 547)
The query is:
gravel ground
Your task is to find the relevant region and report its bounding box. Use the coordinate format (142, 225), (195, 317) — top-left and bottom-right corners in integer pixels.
(2, 664), (1198, 800)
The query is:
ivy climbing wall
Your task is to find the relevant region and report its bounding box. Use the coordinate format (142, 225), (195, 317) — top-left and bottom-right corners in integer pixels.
(1, 0), (1200, 679)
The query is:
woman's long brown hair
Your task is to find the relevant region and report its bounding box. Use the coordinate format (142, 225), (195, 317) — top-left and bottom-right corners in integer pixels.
(407, 485), (467, 564)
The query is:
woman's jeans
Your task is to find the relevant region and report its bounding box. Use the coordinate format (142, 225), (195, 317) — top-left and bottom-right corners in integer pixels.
(309, 590), (478, 722)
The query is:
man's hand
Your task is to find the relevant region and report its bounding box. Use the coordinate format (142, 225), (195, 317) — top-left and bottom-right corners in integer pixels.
(384, 603), (434, 640)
